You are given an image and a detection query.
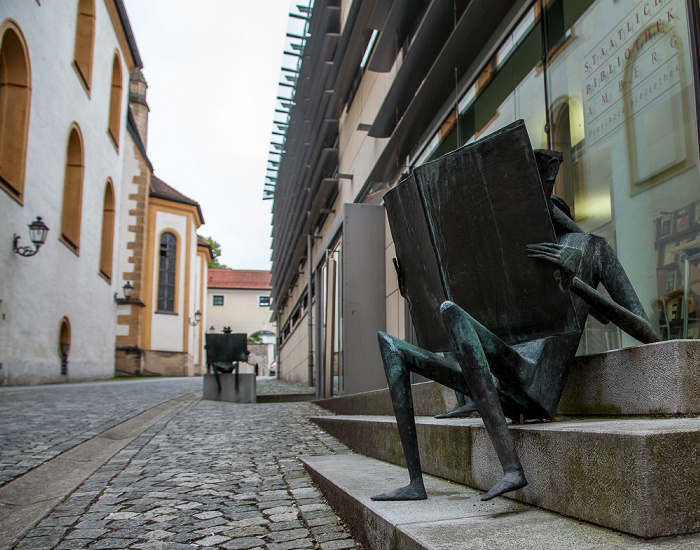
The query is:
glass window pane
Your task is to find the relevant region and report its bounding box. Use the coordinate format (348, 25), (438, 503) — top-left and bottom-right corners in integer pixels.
(546, 0), (699, 349)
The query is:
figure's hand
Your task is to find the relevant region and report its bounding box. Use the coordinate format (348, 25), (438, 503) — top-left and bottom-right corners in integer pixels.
(527, 243), (582, 285)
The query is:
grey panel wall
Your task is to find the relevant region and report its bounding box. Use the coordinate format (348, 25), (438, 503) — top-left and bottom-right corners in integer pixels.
(342, 204), (386, 394)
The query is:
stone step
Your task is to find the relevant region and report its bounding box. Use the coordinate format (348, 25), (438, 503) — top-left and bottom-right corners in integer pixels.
(257, 392), (314, 403)
(309, 414), (700, 538)
(313, 340), (700, 417)
(302, 453), (700, 550)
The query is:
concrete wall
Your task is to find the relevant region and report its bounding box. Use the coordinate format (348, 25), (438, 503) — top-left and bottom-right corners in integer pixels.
(279, 311), (310, 384)
(0, 0), (131, 385)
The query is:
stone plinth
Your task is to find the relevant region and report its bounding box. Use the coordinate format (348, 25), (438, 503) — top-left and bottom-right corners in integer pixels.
(202, 373), (256, 403)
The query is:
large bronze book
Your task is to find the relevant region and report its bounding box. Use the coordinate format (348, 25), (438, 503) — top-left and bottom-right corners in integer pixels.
(384, 120), (579, 352)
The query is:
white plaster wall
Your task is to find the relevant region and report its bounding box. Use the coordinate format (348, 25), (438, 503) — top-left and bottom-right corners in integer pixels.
(0, 0), (131, 385)
(149, 211), (187, 351)
(191, 253), (207, 366)
(206, 288), (275, 336)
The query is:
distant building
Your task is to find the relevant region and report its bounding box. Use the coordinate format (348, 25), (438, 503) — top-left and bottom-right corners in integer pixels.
(207, 269), (274, 336)
(206, 269), (276, 375)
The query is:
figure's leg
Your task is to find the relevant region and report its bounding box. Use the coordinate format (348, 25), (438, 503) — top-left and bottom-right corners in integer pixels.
(372, 332), (467, 501)
(441, 301), (527, 501)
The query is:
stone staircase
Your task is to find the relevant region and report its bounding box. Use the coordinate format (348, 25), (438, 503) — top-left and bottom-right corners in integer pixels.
(305, 340), (700, 548)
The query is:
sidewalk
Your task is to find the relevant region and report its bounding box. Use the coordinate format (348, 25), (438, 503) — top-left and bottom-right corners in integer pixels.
(0, 377), (358, 550)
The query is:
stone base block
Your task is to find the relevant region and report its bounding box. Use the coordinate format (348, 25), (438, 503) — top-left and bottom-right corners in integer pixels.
(310, 415), (700, 538)
(202, 373), (256, 403)
(559, 339), (700, 415)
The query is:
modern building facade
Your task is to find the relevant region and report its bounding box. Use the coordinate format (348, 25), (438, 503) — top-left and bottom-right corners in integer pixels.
(267, 0), (700, 397)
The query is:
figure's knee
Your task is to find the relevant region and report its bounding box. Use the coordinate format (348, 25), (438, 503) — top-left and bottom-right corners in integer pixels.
(378, 331), (403, 362)
(440, 301), (476, 329)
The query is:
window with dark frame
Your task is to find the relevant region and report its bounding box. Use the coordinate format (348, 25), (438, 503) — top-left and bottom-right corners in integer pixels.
(157, 232), (177, 312)
(212, 295), (224, 306)
(259, 296), (271, 307)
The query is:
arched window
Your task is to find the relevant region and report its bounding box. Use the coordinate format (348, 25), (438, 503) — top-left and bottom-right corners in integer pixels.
(107, 52), (122, 147)
(0, 21), (31, 203)
(99, 180), (115, 279)
(157, 232), (177, 312)
(60, 126), (84, 253)
(59, 317), (71, 376)
(73, 0), (95, 91)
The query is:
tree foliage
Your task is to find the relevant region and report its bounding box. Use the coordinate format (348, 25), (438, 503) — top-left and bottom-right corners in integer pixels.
(201, 235), (228, 269)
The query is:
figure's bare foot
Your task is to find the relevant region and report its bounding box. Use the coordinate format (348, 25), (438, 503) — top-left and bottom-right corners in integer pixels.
(435, 399), (478, 418)
(480, 470), (527, 501)
(371, 481), (427, 501)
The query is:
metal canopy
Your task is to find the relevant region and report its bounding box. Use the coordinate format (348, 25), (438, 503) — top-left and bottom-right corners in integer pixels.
(364, 0), (517, 187)
(269, 0), (343, 308)
(368, 0), (471, 137)
(366, 0), (425, 73)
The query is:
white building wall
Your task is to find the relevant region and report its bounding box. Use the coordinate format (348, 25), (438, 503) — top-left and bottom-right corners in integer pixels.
(149, 211), (187, 352)
(206, 288), (274, 336)
(190, 251), (206, 367)
(0, 0), (131, 385)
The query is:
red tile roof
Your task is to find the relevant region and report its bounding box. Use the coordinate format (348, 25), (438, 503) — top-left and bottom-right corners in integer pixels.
(208, 269), (272, 290)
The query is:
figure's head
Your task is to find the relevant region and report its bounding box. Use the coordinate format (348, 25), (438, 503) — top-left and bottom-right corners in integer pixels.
(533, 149), (563, 197)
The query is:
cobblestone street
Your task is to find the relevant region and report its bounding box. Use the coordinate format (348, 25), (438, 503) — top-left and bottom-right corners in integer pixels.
(0, 378), (358, 550)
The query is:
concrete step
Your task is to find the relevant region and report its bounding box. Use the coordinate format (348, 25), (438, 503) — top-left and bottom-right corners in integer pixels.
(310, 414), (700, 538)
(302, 453), (700, 550)
(313, 340), (700, 417)
(257, 392), (314, 403)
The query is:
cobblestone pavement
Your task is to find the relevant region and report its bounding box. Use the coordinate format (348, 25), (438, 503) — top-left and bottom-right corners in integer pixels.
(0, 378), (202, 486)
(4, 379), (360, 549)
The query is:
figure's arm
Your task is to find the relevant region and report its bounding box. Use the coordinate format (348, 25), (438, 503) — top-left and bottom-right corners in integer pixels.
(527, 243), (659, 344)
(568, 277), (659, 343)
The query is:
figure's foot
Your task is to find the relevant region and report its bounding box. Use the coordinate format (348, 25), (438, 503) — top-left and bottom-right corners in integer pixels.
(371, 481), (427, 501)
(480, 470), (527, 501)
(435, 400), (478, 418)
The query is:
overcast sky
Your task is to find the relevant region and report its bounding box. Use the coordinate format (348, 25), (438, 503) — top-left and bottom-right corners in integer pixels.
(121, 0), (291, 270)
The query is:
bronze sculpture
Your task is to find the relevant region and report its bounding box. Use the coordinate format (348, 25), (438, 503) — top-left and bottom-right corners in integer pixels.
(374, 120), (659, 502)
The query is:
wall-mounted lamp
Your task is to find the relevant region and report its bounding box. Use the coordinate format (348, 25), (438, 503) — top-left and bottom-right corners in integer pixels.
(188, 309), (201, 326)
(114, 281), (134, 303)
(13, 217), (49, 257)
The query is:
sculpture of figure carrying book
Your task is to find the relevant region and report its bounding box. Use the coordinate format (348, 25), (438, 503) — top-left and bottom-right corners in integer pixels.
(375, 120), (658, 502)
